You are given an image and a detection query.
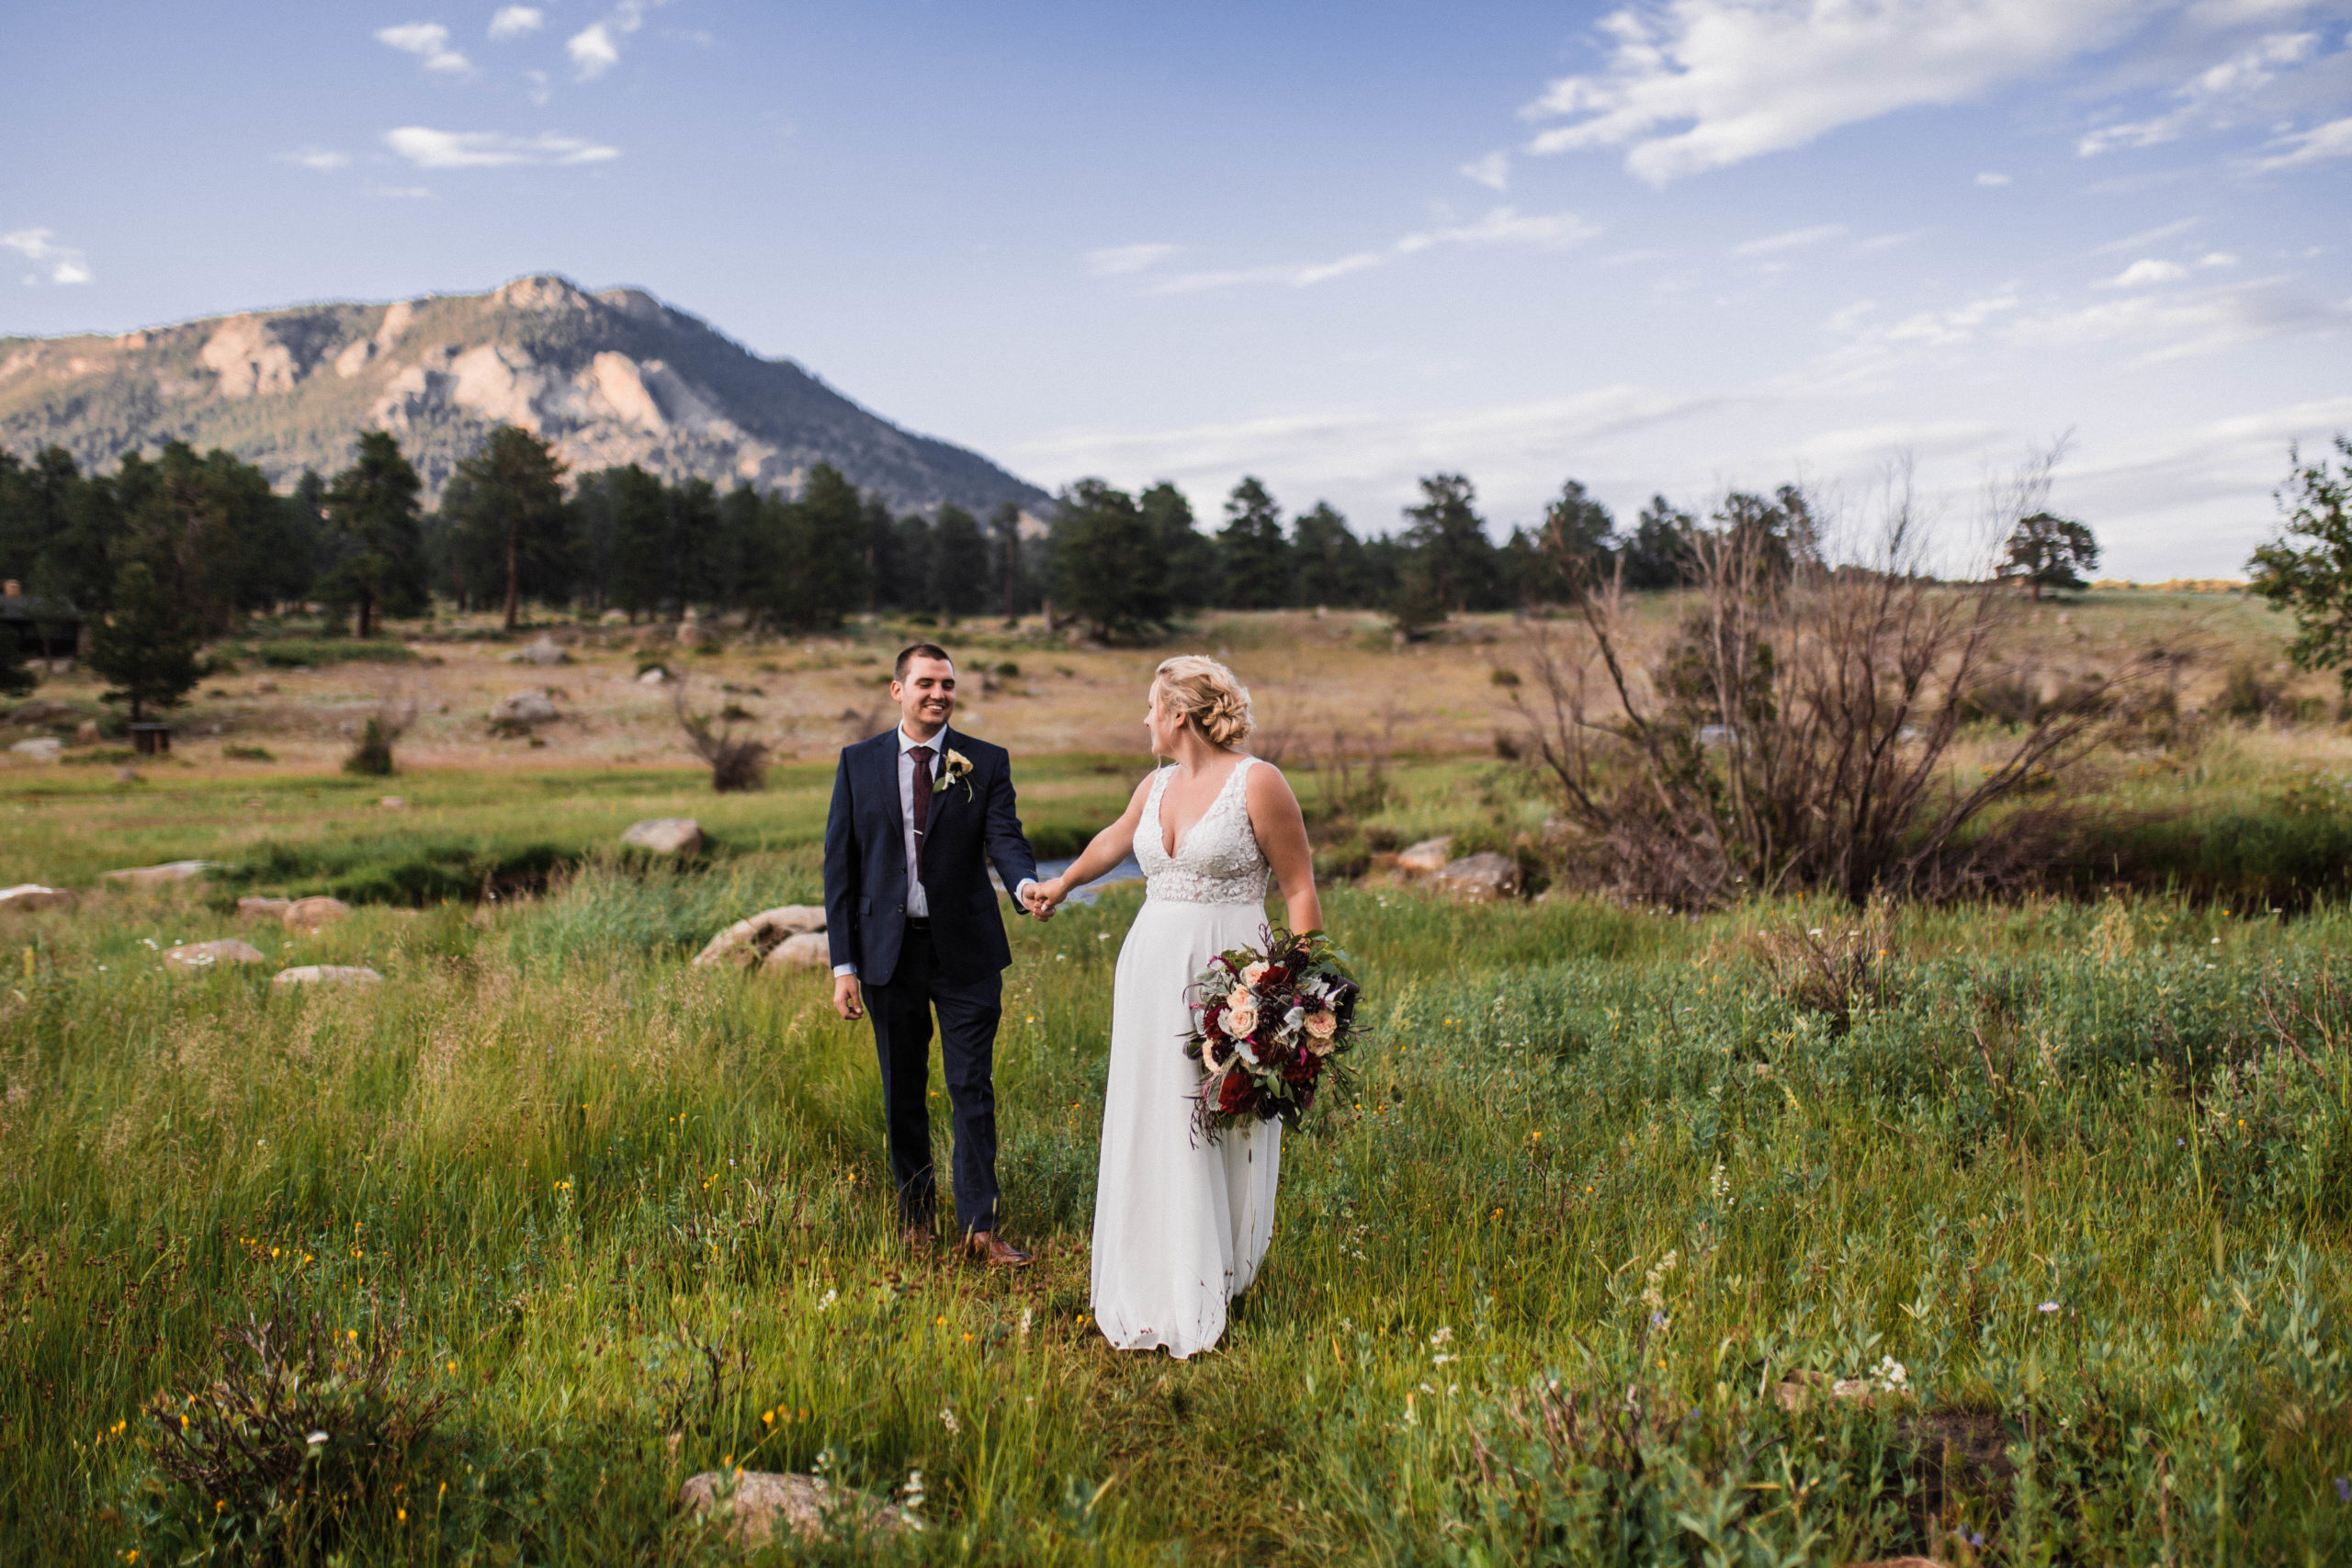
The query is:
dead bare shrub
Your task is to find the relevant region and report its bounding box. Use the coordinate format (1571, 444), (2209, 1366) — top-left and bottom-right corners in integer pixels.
(1516, 458), (2154, 908)
(673, 683), (769, 793)
(1749, 895), (1902, 1032)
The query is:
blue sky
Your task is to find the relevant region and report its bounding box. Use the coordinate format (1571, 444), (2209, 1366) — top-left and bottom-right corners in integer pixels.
(4, 1), (2349, 577)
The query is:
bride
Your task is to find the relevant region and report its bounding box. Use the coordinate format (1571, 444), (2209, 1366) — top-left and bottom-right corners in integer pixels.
(1024, 656), (1320, 1358)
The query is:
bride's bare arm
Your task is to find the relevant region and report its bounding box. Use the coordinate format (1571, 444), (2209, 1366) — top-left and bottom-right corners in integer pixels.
(1246, 762), (1322, 934)
(1026, 774), (1152, 915)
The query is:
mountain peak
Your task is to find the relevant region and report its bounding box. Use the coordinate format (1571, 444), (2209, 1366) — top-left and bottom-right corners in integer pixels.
(0, 279), (1045, 514)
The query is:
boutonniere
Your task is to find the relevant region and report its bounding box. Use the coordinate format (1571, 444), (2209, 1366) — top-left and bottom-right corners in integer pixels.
(933, 747), (975, 801)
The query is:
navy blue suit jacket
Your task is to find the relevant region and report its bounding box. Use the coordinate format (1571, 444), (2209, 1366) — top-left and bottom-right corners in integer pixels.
(822, 727), (1040, 987)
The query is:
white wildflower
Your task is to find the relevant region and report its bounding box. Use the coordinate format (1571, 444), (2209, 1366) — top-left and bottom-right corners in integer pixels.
(938, 1404), (959, 1435)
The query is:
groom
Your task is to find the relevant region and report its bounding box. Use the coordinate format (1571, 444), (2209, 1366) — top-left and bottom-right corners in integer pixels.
(824, 643), (1042, 1267)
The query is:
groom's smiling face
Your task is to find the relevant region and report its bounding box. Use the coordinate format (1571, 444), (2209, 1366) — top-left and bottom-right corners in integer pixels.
(892, 653), (956, 738)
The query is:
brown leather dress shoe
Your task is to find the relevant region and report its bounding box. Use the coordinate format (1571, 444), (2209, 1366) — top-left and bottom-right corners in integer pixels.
(964, 1230), (1033, 1268)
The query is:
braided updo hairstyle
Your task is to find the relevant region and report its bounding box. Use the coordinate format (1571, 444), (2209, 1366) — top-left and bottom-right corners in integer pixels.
(1154, 655), (1254, 748)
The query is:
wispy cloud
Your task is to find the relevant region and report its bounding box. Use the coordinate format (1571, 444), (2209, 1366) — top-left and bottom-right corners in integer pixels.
(276, 147), (351, 171)
(1523, 0), (2143, 183)
(1144, 207), (1600, 296)
(2102, 257), (2189, 287)
(2094, 216), (2200, 254)
(3, 229), (93, 286)
(1974, 170), (2011, 186)
(382, 127), (621, 168)
(525, 69), (552, 107)
(376, 21), (472, 75)
(2245, 113), (2352, 170)
(489, 6), (544, 40)
(1085, 243), (1180, 276)
(2077, 28), (2324, 155)
(1730, 222), (1846, 257)
(1460, 151), (1510, 191)
(2011, 276), (2352, 359)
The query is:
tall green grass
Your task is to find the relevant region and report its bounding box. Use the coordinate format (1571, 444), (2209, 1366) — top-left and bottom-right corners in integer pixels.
(2, 874), (2346, 1563)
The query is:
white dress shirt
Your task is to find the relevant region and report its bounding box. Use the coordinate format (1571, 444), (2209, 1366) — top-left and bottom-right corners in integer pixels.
(834, 724), (1035, 978)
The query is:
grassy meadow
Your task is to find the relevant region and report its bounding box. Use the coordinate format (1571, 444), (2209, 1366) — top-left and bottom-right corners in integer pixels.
(3, 596), (2351, 1563)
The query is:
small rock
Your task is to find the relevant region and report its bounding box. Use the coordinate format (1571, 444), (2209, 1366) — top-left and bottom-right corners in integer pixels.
(102, 861), (211, 888)
(9, 699), (74, 724)
(678, 1471), (904, 1548)
(114, 765), (140, 784)
(254, 679), (277, 695)
(760, 931), (833, 972)
(637, 665), (670, 685)
(511, 637), (571, 666)
(75, 720), (100, 742)
(0, 884), (76, 913)
(272, 964), (382, 989)
(694, 906), (829, 968)
(237, 897), (292, 922)
(164, 939), (267, 974)
(10, 738), (62, 761)
(1395, 836), (1453, 874)
(283, 896), (352, 934)
(379, 795), (407, 810)
(1435, 852), (1518, 901)
(621, 817), (703, 855)
(600, 608), (629, 626)
(490, 691), (560, 726)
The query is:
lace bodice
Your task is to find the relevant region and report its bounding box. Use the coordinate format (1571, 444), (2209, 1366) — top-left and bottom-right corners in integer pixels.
(1136, 758), (1269, 906)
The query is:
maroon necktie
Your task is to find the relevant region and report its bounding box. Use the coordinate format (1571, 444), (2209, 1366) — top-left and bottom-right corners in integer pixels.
(909, 744), (933, 872)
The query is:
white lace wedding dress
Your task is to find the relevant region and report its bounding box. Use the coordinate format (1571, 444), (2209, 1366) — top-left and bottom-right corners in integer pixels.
(1090, 757), (1283, 1359)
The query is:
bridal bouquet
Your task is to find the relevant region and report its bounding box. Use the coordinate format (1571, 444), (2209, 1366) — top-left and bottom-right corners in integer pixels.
(1183, 927), (1363, 1138)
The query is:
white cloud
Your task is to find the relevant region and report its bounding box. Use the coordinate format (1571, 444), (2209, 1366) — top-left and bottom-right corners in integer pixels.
(1730, 222), (1846, 256)
(1974, 170), (2012, 185)
(2102, 257), (2189, 286)
(1862, 230), (1925, 249)
(376, 21), (472, 75)
(382, 127), (621, 167)
(2245, 112), (2352, 168)
(1523, 0), (2143, 183)
(1085, 243), (1180, 276)
(2078, 28), (2326, 154)
(1395, 207), (1603, 254)
(276, 147), (350, 171)
(1460, 150), (1510, 190)
(2094, 216), (2201, 253)
(3, 228), (94, 286)
(2011, 276), (2352, 358)
(489, 6), (544, 39)
(1145, 207), (1600, 296)
(568, 23), (621, 78)
(567, 1), (667, 80)
(525, 69), (552, 107)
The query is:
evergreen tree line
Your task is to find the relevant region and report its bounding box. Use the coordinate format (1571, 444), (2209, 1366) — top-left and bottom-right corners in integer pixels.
(3, 422), (1903, 655)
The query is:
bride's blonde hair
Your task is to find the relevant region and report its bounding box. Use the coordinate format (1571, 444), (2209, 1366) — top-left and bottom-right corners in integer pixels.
(1154, 655), (1253, 748)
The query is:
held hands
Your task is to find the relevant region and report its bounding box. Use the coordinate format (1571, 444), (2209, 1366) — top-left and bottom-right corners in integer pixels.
(1021, 877), (1068, 920)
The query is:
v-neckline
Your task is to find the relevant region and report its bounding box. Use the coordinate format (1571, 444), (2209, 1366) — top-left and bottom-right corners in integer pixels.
(1159, 759), (1245, 863)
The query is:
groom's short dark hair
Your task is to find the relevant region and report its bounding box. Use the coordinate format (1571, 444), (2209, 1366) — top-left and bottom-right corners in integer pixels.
(894, 642), (954, 682)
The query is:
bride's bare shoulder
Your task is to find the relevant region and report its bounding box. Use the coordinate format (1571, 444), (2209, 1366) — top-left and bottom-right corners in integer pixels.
(1239, 756), (1299, 807)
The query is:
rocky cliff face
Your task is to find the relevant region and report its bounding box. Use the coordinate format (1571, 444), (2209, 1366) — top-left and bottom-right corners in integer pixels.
(0, 275), (1047, 513)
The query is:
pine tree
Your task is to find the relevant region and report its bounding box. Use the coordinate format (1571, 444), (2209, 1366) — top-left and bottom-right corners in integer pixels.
(87, 559), (201, 722)
(928, 504), (991, 619)
(1218, 478), (1290, 608)
(989, 501), (1025, 624)
(603, 465), (672, 621)
(1288, 501), (1365, 607)
(0, 624), (35, 699)
(1140, 482), (1215, 610)
(1398, 472), (1498, 615)
(442, 426), (572, 629)
(320, 433), (429, 637)
(1053, 479), (1170, 640)
(773, 465), (867, 629)
(1620, 496), (1696, 590)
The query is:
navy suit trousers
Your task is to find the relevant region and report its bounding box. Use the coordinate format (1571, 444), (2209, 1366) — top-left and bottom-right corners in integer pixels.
(867, 926), (1003, 1234)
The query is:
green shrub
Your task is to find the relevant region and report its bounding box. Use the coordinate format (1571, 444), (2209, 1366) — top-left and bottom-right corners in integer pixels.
(342, 717), (397, 776)
(246, 639), (416, 669)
